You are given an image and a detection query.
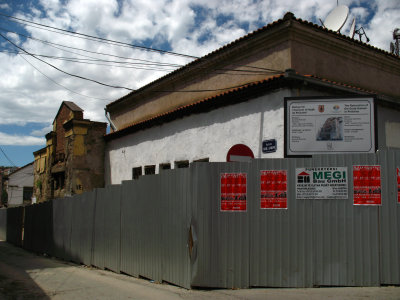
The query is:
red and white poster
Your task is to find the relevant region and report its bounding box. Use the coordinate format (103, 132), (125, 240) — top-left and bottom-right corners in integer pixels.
(353, 165), (381, 206)
(397, 168), (400, 204)
(260, 170), (287, 209)
(220, 173), (247, 211)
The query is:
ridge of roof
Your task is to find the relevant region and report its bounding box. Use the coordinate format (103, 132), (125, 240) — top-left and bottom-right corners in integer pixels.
(106, 12), (399, 109)
(63, 101), (83, 112)
(53, 101), (84, 125)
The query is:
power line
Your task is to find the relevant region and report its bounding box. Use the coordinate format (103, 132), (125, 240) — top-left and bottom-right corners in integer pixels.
(0, 147), (16, 167)
(19, 55), (111, 101)
(0, 27), (280, 75)
(0, 12), (199, 59)
(0, 32), (136, 91)
(0, 14), (283, 73)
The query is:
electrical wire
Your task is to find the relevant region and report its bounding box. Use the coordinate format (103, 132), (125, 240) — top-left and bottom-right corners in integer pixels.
(0, 27), (280, 75)
(19, 55), (111, 101)
(0, 12), (198, 59)
(0, 32), (136, 91)
(0, 147), (17, 167)
(0, 14), (283, 73)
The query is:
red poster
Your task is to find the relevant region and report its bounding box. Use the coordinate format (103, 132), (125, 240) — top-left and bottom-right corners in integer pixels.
(260, 170), (287, 209)
(397, 168), (400, 204)
(353, 165), (381, 206)
(220, 173), (247, 211)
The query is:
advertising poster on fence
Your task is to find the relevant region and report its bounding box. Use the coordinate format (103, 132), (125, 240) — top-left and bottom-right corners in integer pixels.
(220, 173), (247, 211)
(260, 170), (287, 209)
(397, 168), (400, 204)
(353, 165), (381, 205)
(296, 167), (348, 199)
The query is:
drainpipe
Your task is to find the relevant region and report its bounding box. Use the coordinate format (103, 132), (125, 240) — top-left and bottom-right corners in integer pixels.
(104, 108), (117, 132)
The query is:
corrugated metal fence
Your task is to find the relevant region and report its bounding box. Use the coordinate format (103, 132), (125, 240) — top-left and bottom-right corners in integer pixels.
(0, 150), (399, 288)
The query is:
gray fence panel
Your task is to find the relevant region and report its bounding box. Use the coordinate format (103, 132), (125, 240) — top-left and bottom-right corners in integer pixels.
(6, 206), (23, 247)
(120, 180), (140, 277)
(103, 185), (121, 273)
(23, 205), (33, 251)
(136, 175), (162, 282)
(53, 198), (73, 261)
(191, 162), (250, 288)
(249, 157), (314, 288)
(93, 188), (106, 269)
(53, 198), (65, 259)
(70, 195), (83, 264)
(312, 153), (380, 286)
(379, 149), (400, 284)
(161, 168), (191, 289)
(0, 208), (7, 240)
(79, 191), (96, 266)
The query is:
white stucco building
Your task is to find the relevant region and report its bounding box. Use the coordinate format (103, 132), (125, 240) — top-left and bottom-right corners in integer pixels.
(7, 162), (34, 206)
(104, 13), (400, 185)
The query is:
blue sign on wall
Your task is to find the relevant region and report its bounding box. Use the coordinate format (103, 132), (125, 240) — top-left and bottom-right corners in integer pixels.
(262, 139), (277, 153)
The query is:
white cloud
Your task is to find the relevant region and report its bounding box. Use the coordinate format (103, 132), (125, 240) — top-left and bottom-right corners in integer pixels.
(0, 3), (10, 10)
(0, 132), (45, 146)
(30, 124), (53, 137)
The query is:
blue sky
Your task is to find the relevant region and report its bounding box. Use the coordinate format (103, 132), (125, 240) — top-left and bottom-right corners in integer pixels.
(0, 0), (399, 166)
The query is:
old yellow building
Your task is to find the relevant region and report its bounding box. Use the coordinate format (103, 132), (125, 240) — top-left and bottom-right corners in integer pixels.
(33, 101), (107, 202)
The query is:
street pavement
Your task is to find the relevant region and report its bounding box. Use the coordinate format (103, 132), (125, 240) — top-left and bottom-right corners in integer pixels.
(0, 240), (400, 300)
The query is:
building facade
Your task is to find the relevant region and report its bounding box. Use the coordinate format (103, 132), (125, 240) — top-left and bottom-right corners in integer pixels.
(104, 12), (400, 185)
(33, 101), (107, 202)
(7, 162), (34, 207)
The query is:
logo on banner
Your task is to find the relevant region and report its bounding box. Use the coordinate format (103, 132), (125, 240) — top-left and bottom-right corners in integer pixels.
(318, 105), (325, 113)
(297, 171), (310, 183)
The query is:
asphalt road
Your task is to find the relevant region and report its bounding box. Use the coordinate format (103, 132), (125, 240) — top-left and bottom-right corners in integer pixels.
(1, 240), (400, 300)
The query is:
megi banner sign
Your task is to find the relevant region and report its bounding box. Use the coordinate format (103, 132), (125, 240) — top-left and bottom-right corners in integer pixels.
(285, 96), (375, 156)
(220, 173), (247, 211)
(353, 165), (381, 205)
(260, 170), (287, 209)
(296, 167), (348, 199)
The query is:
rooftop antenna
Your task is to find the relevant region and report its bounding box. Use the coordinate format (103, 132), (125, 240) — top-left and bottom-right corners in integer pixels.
(390, 28), (400, 56)
(354, 26), (370, 43)
(319, 4), (349, 33)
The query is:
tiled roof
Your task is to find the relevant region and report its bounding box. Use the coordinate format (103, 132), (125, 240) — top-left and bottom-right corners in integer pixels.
(106, 12), (398, 109)
(104, 71), (379, 141)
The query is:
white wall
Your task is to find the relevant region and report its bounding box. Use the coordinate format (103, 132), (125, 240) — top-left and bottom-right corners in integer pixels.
(105, 89), (289, 184)
(7, 163), (34, 206)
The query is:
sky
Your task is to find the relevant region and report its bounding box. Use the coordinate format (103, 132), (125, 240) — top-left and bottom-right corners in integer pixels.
(0, 0), (399, 167)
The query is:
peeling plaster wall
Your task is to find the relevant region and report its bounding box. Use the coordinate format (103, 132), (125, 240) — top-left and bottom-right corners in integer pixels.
(105, 89), (289, 185)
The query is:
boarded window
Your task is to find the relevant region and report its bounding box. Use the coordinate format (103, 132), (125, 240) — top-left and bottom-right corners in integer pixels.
(175, 160), (189, 168)
(159, 163), (171, 172)
(193, 158), (209, 162)
(145, 165), (156, 175)
(132, 167), (142, 180)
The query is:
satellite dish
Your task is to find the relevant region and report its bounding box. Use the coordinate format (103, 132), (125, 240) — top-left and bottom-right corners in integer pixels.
(323, 5), (349, 32)
(349, 18), (356, 38)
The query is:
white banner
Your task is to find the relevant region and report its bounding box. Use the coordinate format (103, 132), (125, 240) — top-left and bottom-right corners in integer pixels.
(286, 97), (375, 156)
(296, 167), (348, 199)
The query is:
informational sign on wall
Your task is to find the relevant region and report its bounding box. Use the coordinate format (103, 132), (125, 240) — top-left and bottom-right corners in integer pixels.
(296, 167), (348, 199)
(220, 173), (247, 211)
(285, 97), (375, 156)
(260, 170), (287, 209)
(353, 165), (381, 206)
(397, 168), (400, 204)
